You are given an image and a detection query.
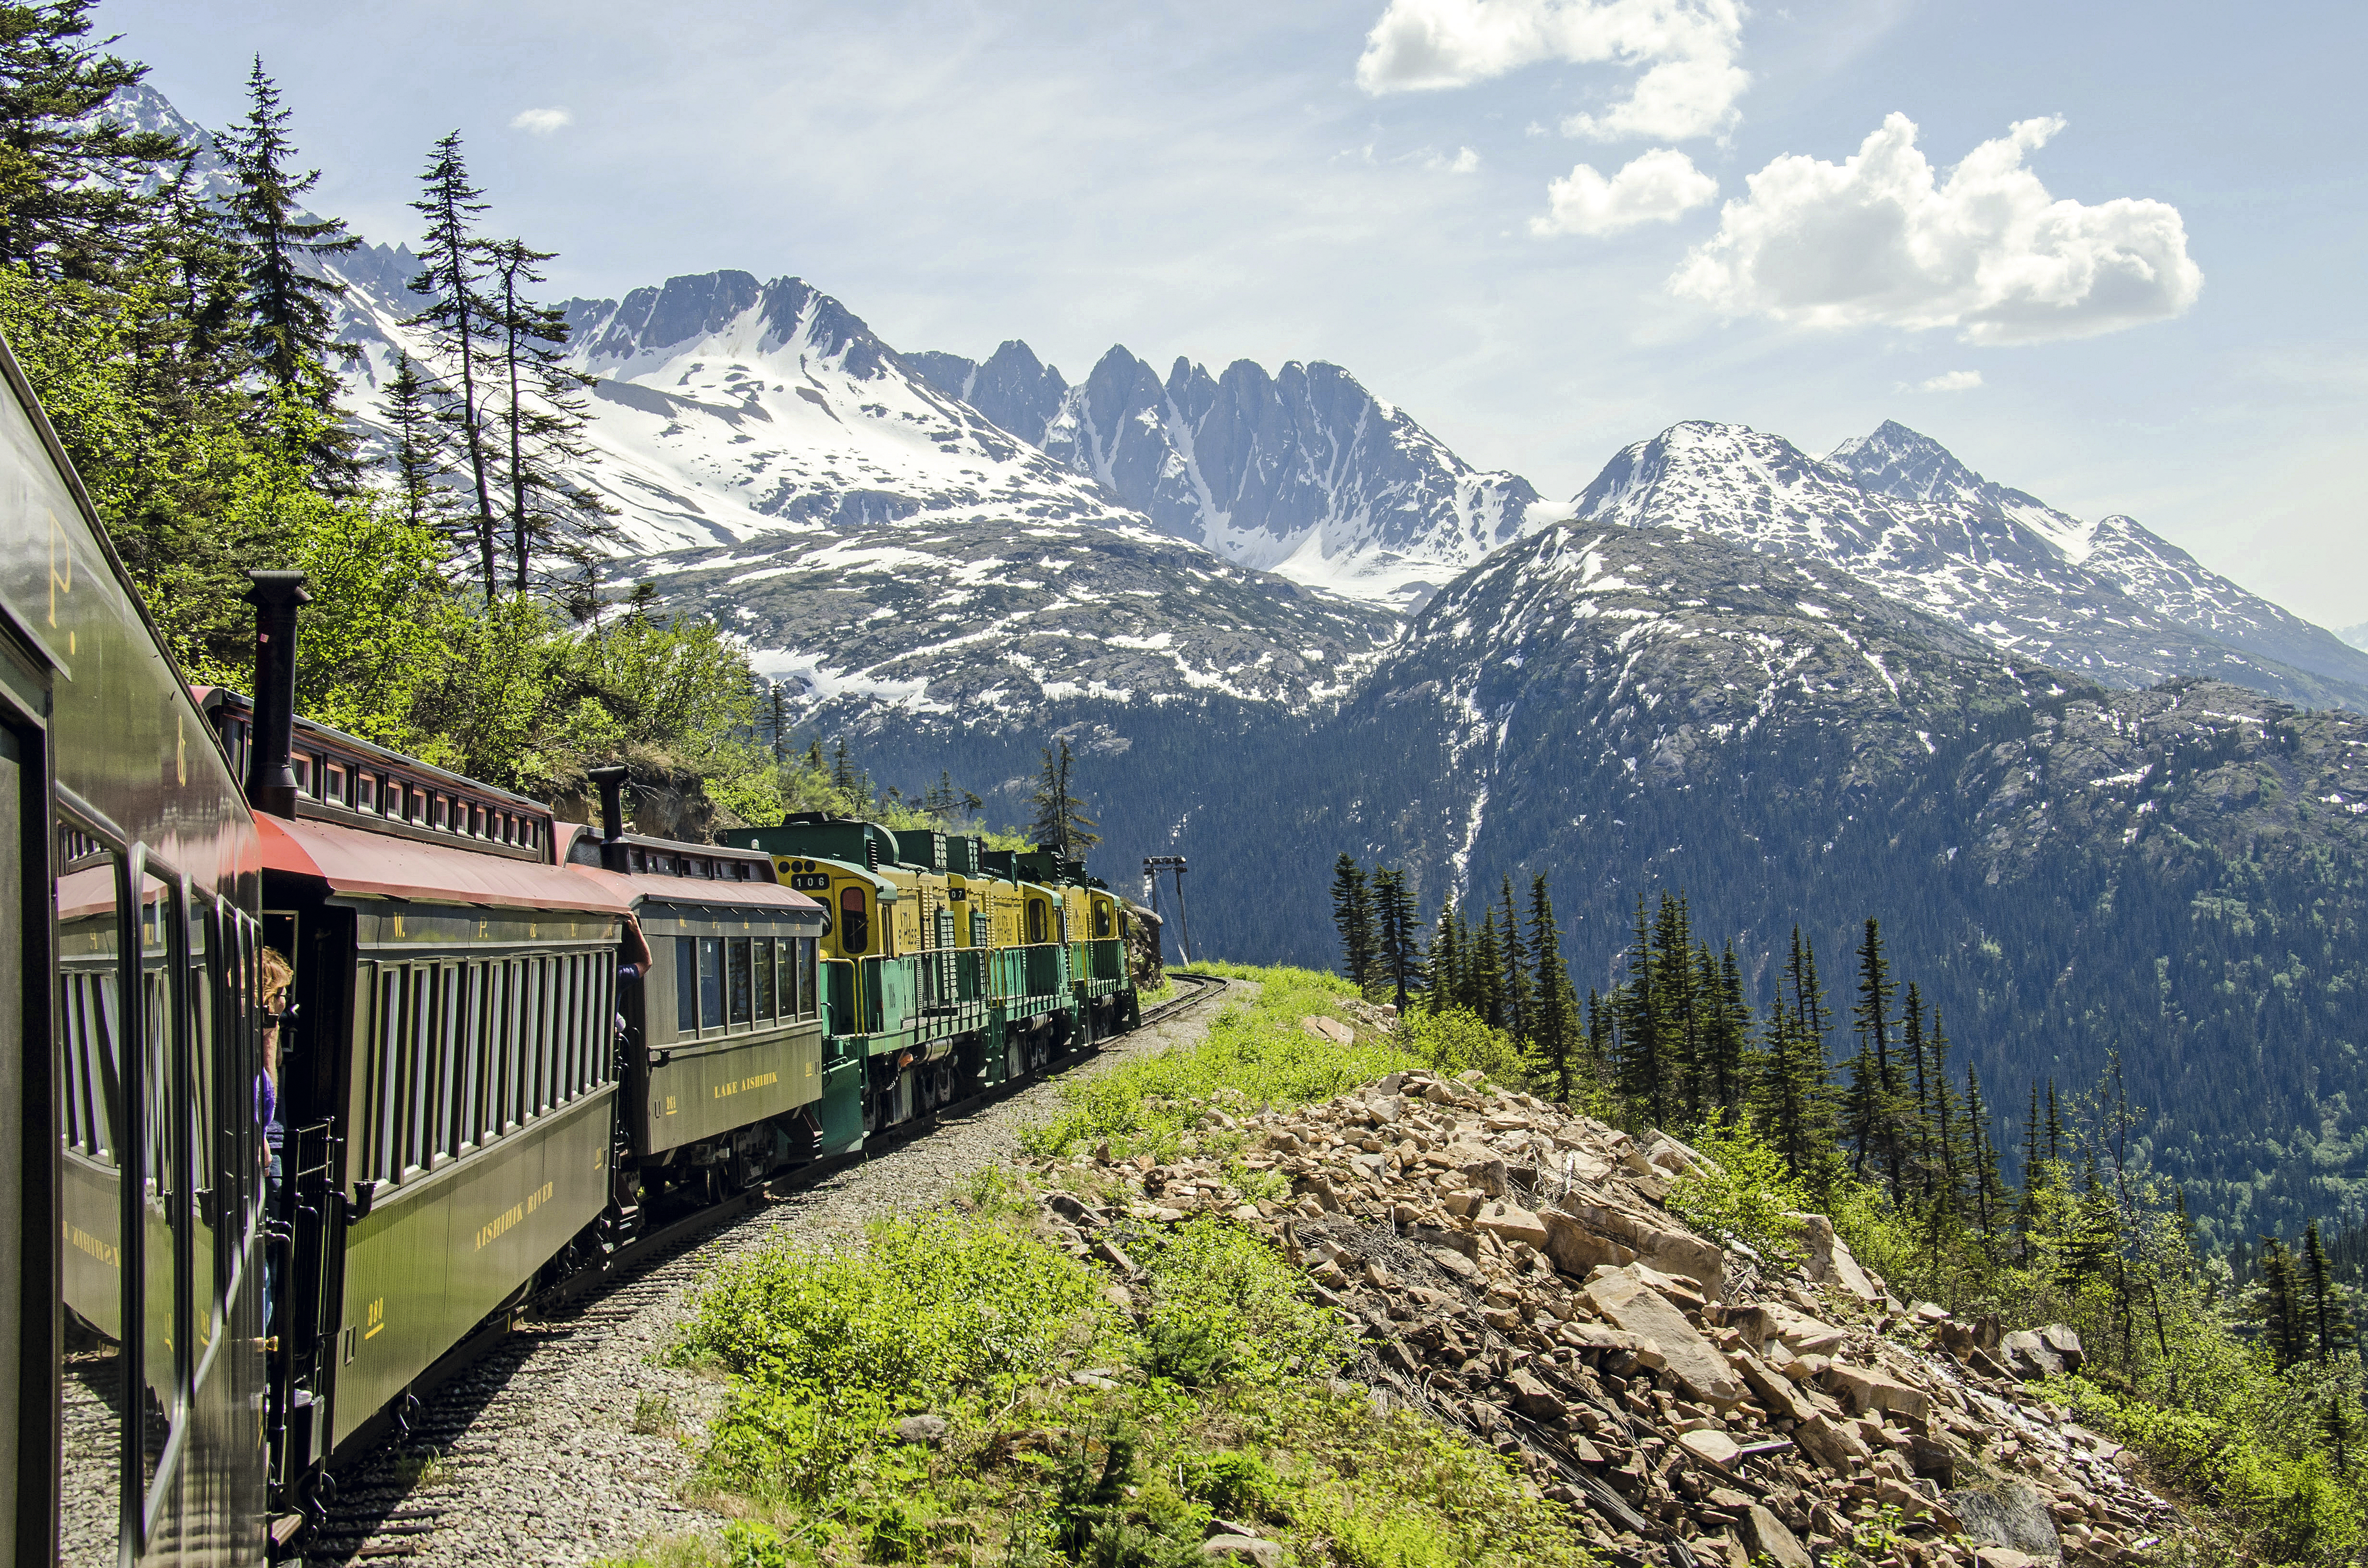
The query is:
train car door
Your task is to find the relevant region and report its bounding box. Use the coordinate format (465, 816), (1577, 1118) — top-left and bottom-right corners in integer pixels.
(1, 628), (54, 1568)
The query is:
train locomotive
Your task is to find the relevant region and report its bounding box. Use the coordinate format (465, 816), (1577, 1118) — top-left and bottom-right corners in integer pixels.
(3, 326), (1147, 1565)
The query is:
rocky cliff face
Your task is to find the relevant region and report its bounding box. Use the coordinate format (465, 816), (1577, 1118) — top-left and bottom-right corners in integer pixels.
(909, 342), (1548, 605)
(1034, 1055), (2180, 1567)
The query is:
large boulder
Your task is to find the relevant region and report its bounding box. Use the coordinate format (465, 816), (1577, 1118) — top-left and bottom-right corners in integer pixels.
(2000, 1325), (2084, 1380)
(1582, 1268), (1743, 1407)
(1789, 1213), (1879, 1302)
(1945, 1481), (2062, 1560)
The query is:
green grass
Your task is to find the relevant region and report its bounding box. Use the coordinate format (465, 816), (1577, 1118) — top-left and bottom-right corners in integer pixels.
(612, 964), (1603, 1568)
(1021, 963), (1416, 1164)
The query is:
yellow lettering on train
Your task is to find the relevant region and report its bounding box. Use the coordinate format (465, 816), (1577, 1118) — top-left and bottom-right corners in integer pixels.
(62, 1221), (119, 1268)
(363, 1297), (386, 1340)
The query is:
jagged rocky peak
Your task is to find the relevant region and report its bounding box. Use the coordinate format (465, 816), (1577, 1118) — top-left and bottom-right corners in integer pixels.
(558, 270), (887, 378)
(905, 340), (1072, 446)
(913, 340), (1546, 603)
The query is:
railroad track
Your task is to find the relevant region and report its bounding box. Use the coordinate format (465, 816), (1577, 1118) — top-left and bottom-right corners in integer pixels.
(294, 972), (1228, 1565)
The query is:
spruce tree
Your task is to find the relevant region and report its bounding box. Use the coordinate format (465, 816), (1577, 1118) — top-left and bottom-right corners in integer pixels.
(2261, 1238), (2310, 1371)
(1966, 1064), (2011, 1258)
(222, 60), (358, 400)
(1027, 739), (1099, 854)
(1470, 910), (1504, 1027)
(1584, 987), (1614, 1087)
(1524, 875), (1571, 1100)
(1613, 897), (1666, 1126)
(1428, 902), (1462, 1017)
(1851, 918), (1905, 1201)
(381, 351), (456, 531)
(1330, 855), (1377, 994)
(1498, 876), (1533, 1048)
(405, 130), (500, 596)
(0, 1), (187, 280)
(482, 234), (613, 590)
(2304, 1221), (2356, 1364)
(1373, 867), (1425, 1012)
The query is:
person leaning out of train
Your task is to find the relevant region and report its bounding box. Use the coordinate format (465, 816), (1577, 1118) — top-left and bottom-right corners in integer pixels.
(258, 948), (294, 1333)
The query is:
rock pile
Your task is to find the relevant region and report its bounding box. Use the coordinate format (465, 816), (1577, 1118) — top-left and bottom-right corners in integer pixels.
(1029, 1066), (2183, 1568)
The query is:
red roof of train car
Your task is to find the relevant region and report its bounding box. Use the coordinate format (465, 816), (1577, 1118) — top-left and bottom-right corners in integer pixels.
(259, 813), (626, 916)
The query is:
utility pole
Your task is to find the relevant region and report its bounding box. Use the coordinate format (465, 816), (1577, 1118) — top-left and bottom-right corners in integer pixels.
(1143, 855), (1193, 968)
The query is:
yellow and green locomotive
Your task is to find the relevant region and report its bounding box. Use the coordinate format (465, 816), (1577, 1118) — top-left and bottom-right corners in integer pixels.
(715, 818), (1140, 1141)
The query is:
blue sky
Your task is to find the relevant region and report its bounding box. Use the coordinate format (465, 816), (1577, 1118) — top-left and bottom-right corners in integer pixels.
(101, 0), (2368, 629)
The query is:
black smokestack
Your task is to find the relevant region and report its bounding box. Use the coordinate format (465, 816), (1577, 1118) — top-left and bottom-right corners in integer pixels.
(244, 570), (310, 819)
(588, 764), (629, 870)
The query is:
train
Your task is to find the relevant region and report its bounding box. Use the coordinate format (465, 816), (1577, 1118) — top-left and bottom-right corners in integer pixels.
(1, 328), (1151, 1566)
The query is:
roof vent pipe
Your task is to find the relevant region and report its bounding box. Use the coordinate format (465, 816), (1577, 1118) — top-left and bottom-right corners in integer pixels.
(243, 570), (311, 819)
(588, 765), (630, 871)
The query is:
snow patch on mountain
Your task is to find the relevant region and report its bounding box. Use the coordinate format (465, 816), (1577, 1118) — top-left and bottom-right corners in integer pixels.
(1576, 419), (2368, 710)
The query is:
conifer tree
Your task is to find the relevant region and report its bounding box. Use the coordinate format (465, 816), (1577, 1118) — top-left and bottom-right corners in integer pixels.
(406, 131), (500, 596)
(1027, 738), (1098, 854)
(1470, 910), (1505, 1027)
(1965, 1064), (2011, 1258)
(1850, 918), (1905, 1201)
(381, 351), (455, 531)
(1331, 855), (1377, 995)
(1584, 987), (1614, 1086)
(1428, 902), (1463, 1017)
(0, 1), (187, 280)
(1498, 876), (1533, 1048)
(221, 60), (358, 408)
(2261, 1238), (2310, 1371)
(1374, 867), (1425, 1012)
(1526, 874), (1574, 1102)
(2303, 1221), (2356, 1364)
(1613, 897), (1667, 1126)
(482, 234), (613, 590)
(1649, 894), (1700, 1115)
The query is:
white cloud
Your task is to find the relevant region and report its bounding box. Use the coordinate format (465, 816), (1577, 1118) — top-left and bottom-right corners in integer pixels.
(1357, 0), (1747, 142)
(510, 106), (574, 135)
(1670, 113), (2204, 344)
(1530, 147), (1716, 236)
(1903, 370), (1983, 392)
(1425, 145), (1483, 173)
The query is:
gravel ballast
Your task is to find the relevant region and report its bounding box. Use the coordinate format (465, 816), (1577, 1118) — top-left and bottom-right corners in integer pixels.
(307, 979), (1238, 1568)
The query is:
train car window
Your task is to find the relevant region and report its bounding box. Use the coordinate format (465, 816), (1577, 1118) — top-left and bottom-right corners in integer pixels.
(135, 870), (185, 1499)
(358, 773), (377, 812)
(55, 832), (125, 1568)
(1095, 903), (1112, 938)
(697, 938), (723, 1030)
(292, 754), (312, 796)
(437, 964), (458, 1149)
(530, 956), (554, 1115)
(839, 887), (869, 954)
(754, 938), (776, 1019)
(674, 937), (696, 1037)
(406, 965), (433, 1175)
(185, 904), (220, 1362)
(799, 937), (818, 1018)
(773, 939), (793, 1019)
(728, 939), (753, 1026)
(494, 960), (520, 1133)
(565, 954), (587, 1099)
(1026, 900), (1045, 945)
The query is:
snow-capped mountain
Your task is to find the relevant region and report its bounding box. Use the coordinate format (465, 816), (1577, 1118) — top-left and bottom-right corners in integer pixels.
(2346, 623), (2368, 652)
(1576, 420), (2368, 710)
(320, 259), (1400, 717)
(1826, 421), (2368, 692)
(909, 343), (1551, 605)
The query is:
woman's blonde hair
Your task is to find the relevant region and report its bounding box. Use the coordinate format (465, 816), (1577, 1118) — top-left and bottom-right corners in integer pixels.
(259, 947), (294, 1008)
